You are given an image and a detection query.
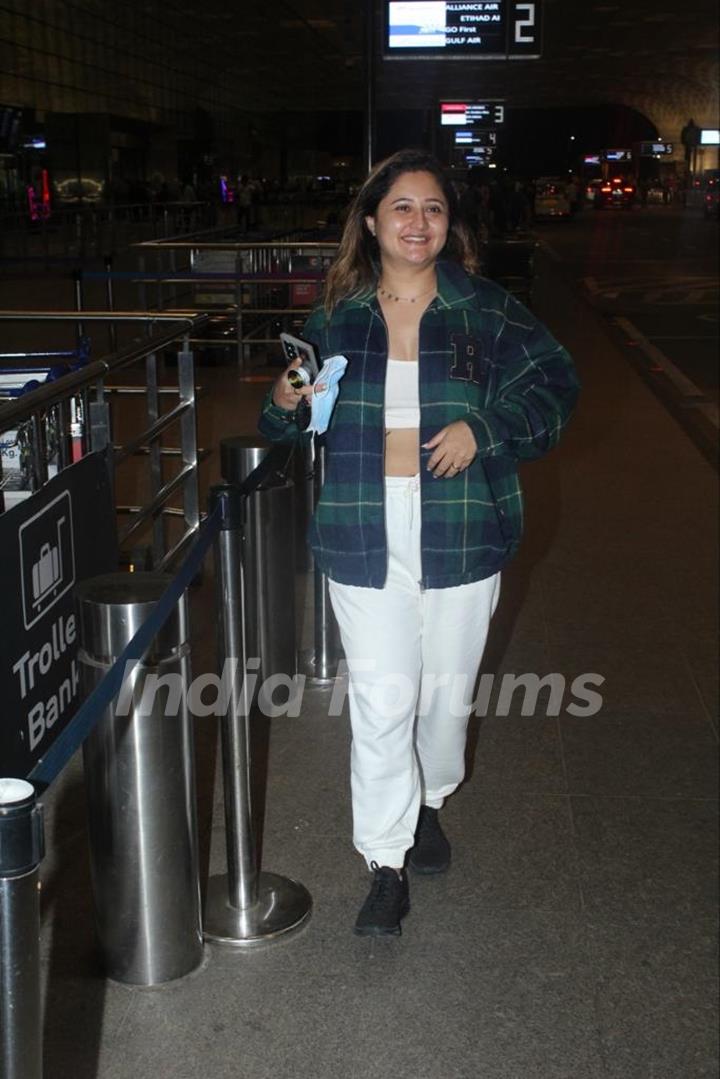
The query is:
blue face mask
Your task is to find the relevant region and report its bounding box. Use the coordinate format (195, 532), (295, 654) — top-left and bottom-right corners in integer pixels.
(308, 355), (348, 434)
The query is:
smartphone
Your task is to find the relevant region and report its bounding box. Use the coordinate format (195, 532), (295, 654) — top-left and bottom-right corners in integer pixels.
(279, 332), (320, 387)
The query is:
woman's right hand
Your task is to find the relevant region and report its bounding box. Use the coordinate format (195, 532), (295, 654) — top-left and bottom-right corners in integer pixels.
(272, 358), (318, 411)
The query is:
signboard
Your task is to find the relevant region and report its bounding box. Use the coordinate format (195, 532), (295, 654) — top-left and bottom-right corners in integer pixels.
(700, 129), (720, 145)
(0, 452), (117, 779)
(604, 149), (632, 162)
(463, 150), (495, 166)
(192, 248), (242, 307)
(385, 1), (542, 58)
(454, 130), (497, 146)
(441, 101), (505, 126)
(638, 142), (673, 156)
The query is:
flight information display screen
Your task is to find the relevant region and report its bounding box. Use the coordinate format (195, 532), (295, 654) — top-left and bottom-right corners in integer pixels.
(440, 101), (505, 126)
(385, 1), (542, 59)
(454, 129), (498, 146)
(638, 142), (673, 156)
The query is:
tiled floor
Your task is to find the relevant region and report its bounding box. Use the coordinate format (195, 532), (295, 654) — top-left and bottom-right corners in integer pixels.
(6, 249), (718, 1078)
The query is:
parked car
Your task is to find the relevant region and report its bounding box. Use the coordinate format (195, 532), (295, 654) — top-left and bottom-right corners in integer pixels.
(594, 176), (636, 210)
(534, 178), (571, 219)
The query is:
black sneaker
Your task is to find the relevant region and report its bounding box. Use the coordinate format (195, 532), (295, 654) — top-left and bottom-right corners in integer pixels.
(408, 806), (451, 875)
(354, 862), (410, 936)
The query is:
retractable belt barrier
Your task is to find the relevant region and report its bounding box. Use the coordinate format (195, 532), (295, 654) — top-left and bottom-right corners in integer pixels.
(1, 441), (311, 1079)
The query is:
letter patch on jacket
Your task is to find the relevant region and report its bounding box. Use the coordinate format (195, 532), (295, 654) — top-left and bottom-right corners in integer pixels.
(449, 334), (483, 385)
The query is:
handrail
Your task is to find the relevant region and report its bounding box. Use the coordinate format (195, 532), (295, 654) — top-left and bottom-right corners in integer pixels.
(0, 310), (201, 320)
(114, 399), (191, 466)
(134, 240), (339, 251)
(130, 237), (339, 368)
(118, 463), (195, 546)
(0, 314), (208, 429)
(0, 312), (207, 570)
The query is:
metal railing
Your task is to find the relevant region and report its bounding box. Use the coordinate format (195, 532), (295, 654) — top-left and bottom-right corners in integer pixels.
(132, 238), (339, 369)
(0, 201), (218, 260)
(0, 311), (208, 570)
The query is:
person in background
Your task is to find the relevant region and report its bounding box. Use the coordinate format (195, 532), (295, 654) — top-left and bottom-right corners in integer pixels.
(507, 179), (532, 230)
(565, 175), (580, 214)
(259, 148), (579, 937)
(237, 175), (254, 231)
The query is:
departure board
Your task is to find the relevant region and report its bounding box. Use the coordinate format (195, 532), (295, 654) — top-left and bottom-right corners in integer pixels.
(454, 130), (498, 146)
(440, 101), (505, 126)
(385, 1), (542, 59)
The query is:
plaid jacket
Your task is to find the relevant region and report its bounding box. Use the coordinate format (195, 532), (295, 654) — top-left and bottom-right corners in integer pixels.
(259, 259), (579, 589)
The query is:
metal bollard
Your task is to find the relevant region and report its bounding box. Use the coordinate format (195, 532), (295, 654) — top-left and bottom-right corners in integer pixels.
(292, 434), (315, 574)
(220, 436), (297, 686)
(299, 440), (343, 683)
(203, 484), (312, 946)
(76, 573), (203, 985)
(0, 778), (44, 1079)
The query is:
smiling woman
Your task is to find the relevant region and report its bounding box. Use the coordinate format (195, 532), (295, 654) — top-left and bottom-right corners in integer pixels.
(259, 148), (579, 938)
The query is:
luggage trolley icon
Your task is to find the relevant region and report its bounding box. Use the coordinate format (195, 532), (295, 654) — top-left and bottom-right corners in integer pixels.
(19, 491), (75, 630)
(31, 516), (66, 608)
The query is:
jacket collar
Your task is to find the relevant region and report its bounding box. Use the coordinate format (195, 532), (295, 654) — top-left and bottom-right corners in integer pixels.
(342, 259), (477, 313)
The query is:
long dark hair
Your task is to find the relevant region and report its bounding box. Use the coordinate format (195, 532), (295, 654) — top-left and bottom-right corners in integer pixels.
(322, 148), (478, 314)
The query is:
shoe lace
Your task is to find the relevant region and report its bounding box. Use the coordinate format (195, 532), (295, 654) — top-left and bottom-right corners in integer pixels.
(368, 861), (401, 907)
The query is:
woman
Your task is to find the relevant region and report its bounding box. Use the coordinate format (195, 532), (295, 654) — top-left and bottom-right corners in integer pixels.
(259, 149), (579, 936)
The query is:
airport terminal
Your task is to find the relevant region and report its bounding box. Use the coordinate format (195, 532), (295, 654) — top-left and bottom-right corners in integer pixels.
(0, 2), (718, 1077)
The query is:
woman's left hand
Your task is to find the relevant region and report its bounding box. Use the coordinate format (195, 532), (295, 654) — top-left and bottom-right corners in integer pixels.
(423, 421), (478, 478)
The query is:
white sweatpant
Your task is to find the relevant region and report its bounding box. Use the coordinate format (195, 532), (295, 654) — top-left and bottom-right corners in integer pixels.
(329, 474), (500, 869)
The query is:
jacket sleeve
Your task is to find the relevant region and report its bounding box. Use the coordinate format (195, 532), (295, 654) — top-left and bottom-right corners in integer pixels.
(257, 307), (327, 443)
(463, 286), (580, 461)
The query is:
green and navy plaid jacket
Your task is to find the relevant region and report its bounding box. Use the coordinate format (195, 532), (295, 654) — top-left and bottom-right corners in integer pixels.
(259, 259), (578, 589)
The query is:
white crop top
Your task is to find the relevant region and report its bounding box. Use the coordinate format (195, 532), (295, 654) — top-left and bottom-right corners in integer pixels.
(385, 359), (420, 428)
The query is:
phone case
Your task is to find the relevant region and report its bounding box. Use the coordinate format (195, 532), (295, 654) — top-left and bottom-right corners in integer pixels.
(279, 333), (320, 380)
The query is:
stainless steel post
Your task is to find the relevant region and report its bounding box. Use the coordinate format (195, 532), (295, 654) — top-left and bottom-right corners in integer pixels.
(220, 437), (296, 685)
(364, 0), (376, 172)
(104, 256), (118, 352)
(0, 778), (44, 1079)
(73, 268), (85, 342)
(234, 249), (245, 370)
(77, 573), (203, 984)
(203, 484), (312, 946)
(299, 440), (343, 683)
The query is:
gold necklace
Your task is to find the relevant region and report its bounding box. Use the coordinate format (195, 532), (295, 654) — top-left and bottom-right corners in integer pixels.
(377, 281), (436, 304)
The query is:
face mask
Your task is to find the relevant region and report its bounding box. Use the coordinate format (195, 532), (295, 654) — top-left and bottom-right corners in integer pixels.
(308, 355), (348, 435)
